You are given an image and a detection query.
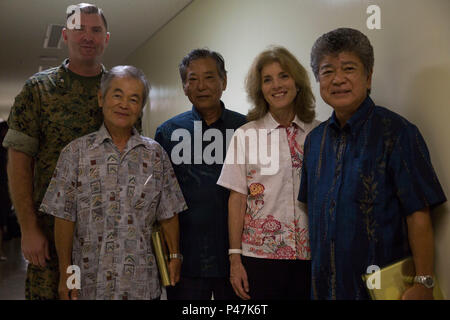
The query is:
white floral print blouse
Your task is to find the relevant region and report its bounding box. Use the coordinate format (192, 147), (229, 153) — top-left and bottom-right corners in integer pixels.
(218, 112), (319, 260)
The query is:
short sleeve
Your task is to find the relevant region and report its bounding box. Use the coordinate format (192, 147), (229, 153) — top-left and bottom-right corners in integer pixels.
(155, 125), (171, 153)
(3, 80), (40, 157)
(389, 124), (446, 215)
(154, 125), (163, 143)
(156, 146), (188, 221)
(298, 133), (311, 203)
(217, 129), (248, 195)
(39, 142), (79, 222)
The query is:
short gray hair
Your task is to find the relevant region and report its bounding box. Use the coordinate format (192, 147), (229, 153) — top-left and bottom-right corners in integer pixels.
(100, 65), (150, 108)
(310, 28), (374, 81)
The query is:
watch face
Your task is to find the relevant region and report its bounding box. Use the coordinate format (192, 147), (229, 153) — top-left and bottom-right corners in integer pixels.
(424, 277), (434, 287)
(416, 276), (435, 288)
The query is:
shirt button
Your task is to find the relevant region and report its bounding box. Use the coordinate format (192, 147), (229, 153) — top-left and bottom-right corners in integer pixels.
(330, 200), (336, 210)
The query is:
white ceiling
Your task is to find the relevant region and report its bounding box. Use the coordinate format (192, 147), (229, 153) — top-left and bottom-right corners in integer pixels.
(0, 0), (193, 119)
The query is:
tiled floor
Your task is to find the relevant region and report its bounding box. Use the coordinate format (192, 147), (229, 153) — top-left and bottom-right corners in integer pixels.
(0, 238), (27, 300)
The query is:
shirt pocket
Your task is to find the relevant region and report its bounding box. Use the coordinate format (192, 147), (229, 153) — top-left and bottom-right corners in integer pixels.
(131, 172), (161, 227)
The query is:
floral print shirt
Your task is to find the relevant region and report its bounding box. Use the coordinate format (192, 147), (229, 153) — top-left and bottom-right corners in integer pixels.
(40, 124), (187, 300)
(218, 112), (319, 260)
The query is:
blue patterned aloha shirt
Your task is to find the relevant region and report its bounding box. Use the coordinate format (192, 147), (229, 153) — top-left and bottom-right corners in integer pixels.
(40, 124), (187, 300)
(298, 96), (446, 300)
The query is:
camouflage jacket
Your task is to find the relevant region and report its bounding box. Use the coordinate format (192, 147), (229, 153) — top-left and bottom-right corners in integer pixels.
(3, 59), (104, 211)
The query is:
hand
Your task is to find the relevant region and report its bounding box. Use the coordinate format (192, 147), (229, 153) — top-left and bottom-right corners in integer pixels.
(21, 222), (50, 267)
(229, 255), (250, 300)
(402, 284), (434, 300)
(58, 277), (79, 300)
(168, 258), (182, 286)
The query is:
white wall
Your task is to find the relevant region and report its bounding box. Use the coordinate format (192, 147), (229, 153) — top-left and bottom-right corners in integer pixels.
(125, 0), (450, 298)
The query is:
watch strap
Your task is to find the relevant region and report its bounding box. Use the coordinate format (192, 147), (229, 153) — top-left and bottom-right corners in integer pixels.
(169, 253), (183, 261)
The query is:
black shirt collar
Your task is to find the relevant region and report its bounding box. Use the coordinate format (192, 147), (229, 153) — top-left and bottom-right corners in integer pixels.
(191, 101), (226, 125)
(329, 96), (375, 136)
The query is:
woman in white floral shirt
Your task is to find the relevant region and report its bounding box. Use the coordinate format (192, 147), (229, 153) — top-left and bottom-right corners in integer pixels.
(217, 46), (319, 300)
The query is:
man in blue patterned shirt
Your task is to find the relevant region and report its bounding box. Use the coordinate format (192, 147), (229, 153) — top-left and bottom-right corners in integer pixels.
(155, 49), (246, 299)
(298, 28), (446, 300)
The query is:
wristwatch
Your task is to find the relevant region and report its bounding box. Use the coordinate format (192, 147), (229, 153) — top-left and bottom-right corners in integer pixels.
(169, 253), (183, 262)
(414, 275), (435, 288)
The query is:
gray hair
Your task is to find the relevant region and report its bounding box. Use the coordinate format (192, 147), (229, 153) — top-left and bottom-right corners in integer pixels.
(310, 28), (374, 81)
(66, 3), (108, 30)
(179, 48), (227, 84)
(100, 65), (150, 108)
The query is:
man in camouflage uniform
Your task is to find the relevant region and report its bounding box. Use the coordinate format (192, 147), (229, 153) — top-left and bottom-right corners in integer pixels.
(2, 3), (111, 299)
